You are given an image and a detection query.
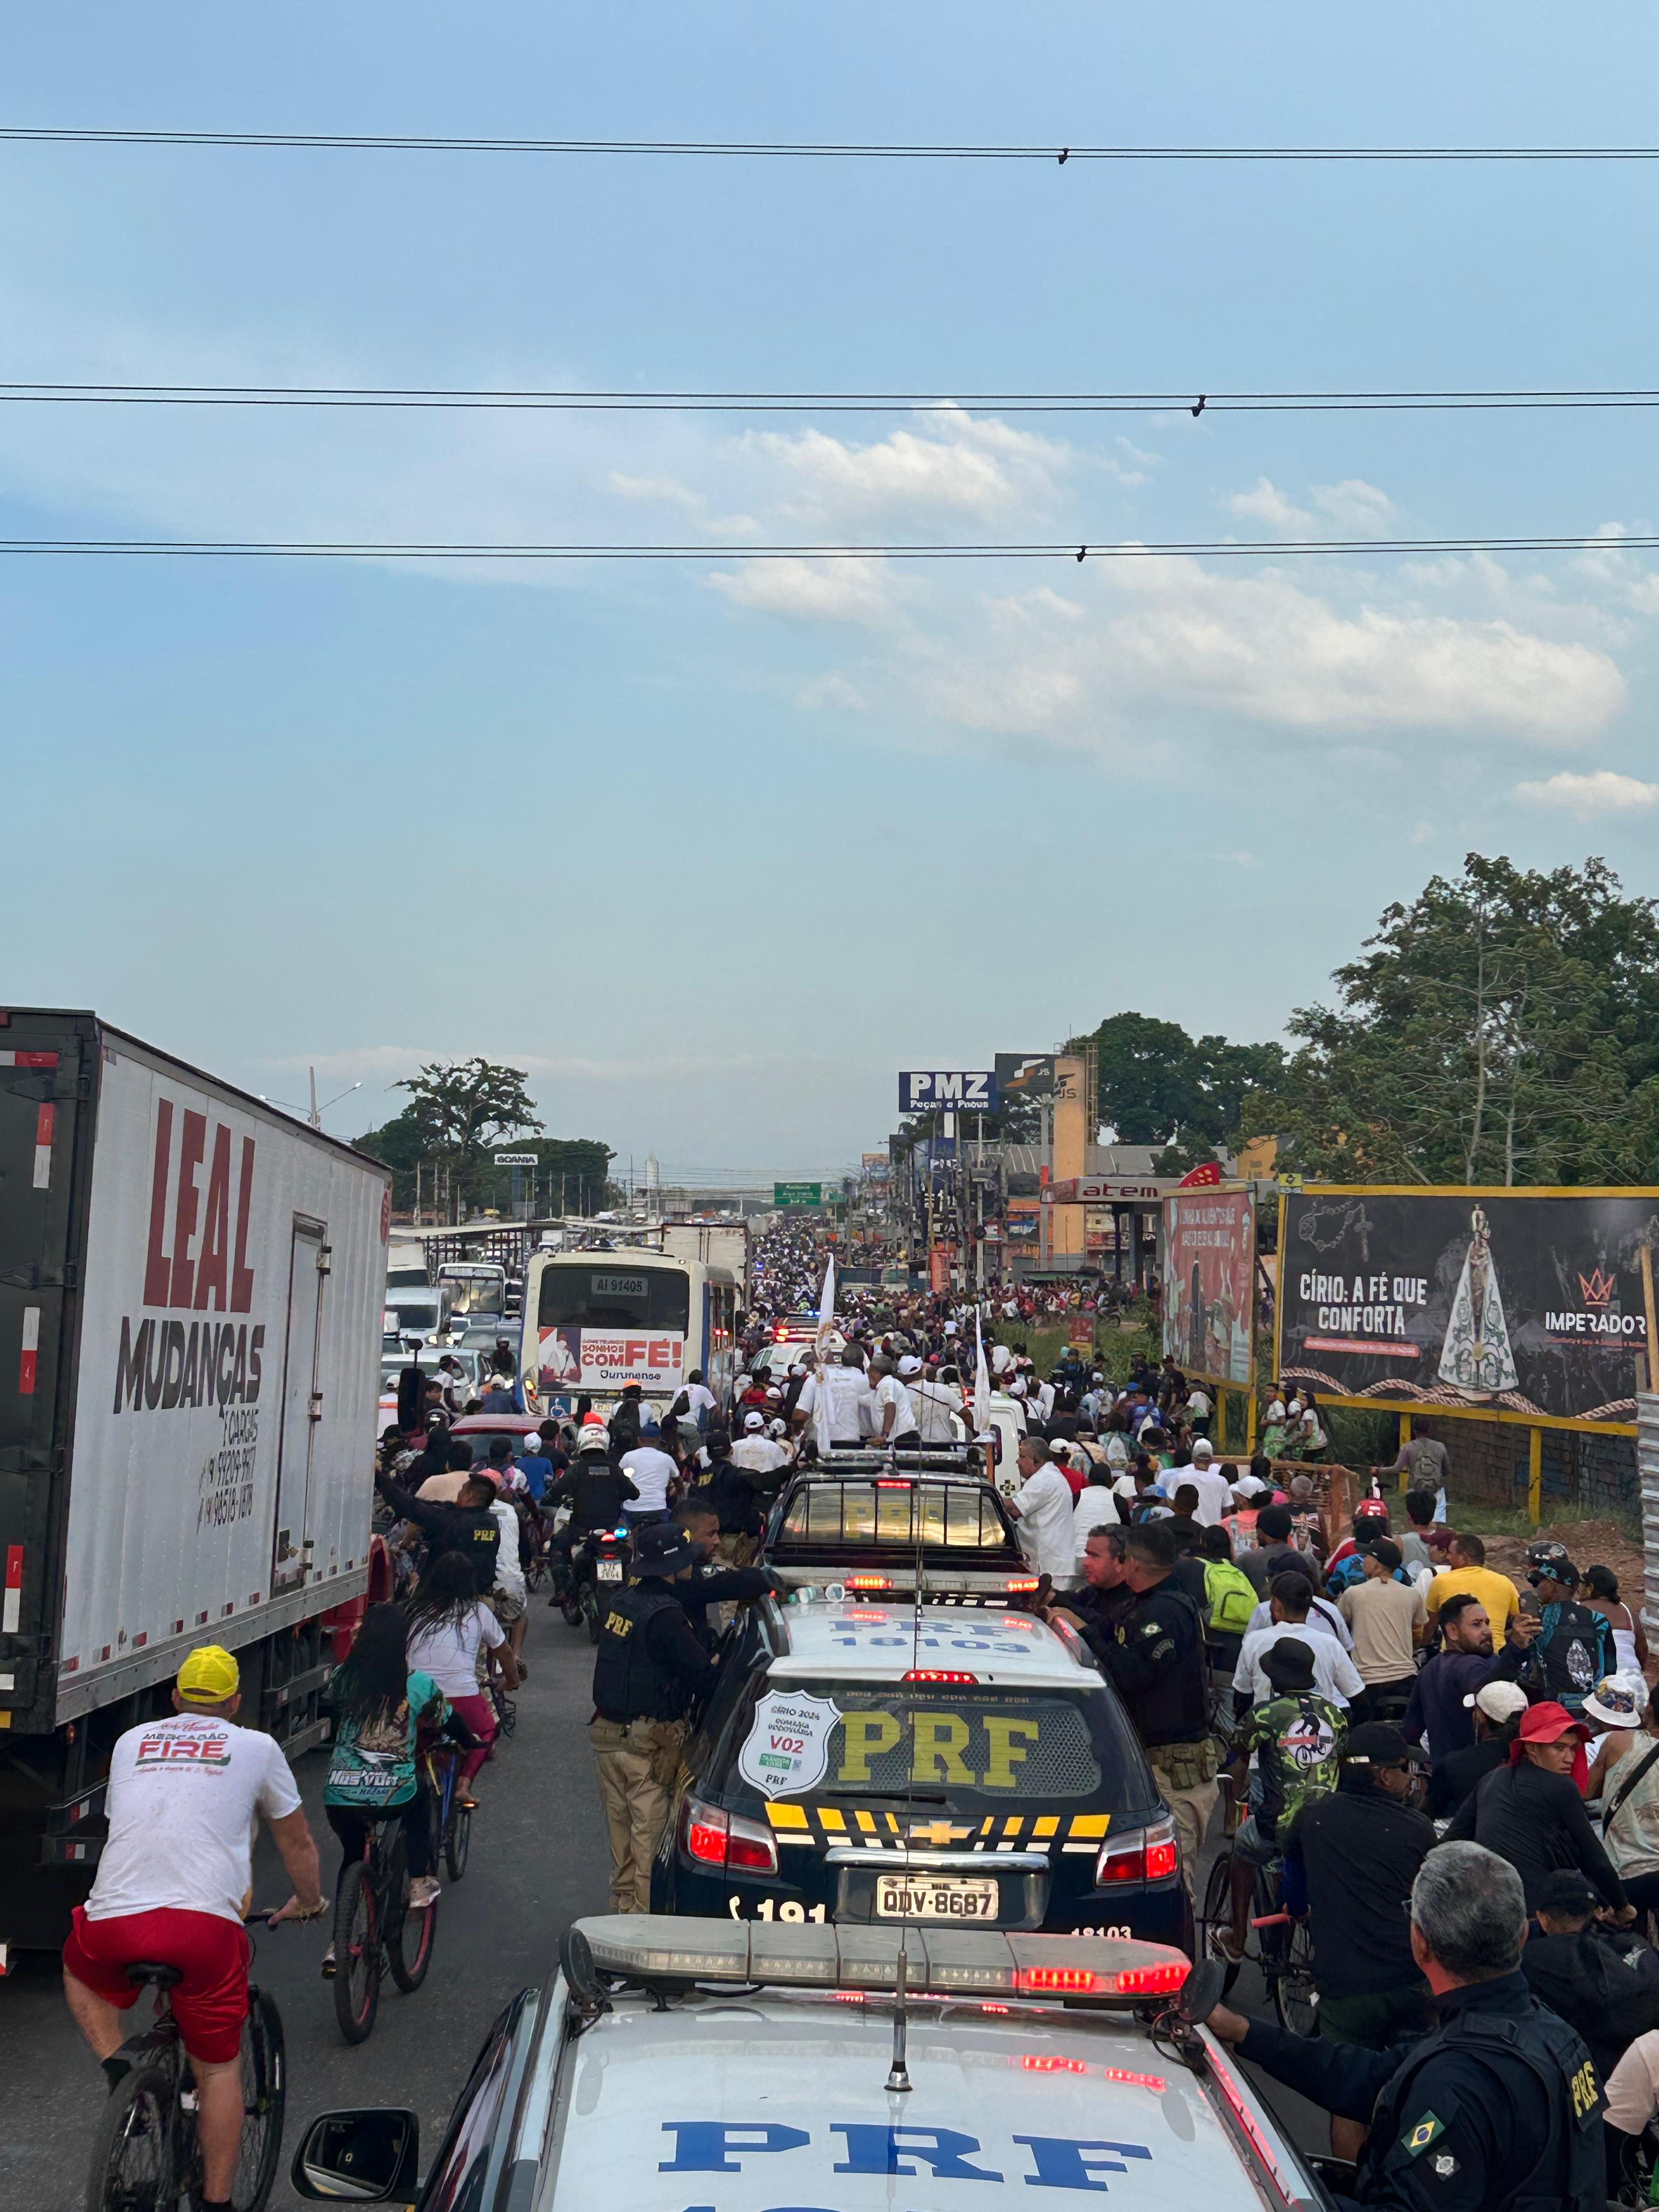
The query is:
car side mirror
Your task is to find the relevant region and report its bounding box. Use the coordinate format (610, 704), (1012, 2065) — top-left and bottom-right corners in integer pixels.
(291, 2109), (420, 2201)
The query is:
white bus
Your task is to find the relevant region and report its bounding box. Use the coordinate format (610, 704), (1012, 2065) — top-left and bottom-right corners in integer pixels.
(519, 1244), (740, 1423)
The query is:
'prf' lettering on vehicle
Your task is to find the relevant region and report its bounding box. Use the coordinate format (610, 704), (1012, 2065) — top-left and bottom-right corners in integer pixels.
(657, 2125), (1152, 2188)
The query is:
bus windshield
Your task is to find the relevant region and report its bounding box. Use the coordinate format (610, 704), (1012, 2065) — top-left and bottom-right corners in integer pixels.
(440, 1268), (505, 1317)
(537, 1263), (691, 1332)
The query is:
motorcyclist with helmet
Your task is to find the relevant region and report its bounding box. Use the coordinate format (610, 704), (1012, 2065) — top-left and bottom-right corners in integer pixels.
(545, 1415), (639, 1605)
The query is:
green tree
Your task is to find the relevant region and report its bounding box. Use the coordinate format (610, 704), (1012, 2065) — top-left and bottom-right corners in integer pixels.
(1248, 854), (1659, 1184)
(1070, 1012), (1284, 1159)
(395, 1058), (543, 1177)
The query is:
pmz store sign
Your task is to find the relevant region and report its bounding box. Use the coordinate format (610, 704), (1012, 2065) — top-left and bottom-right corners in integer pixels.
(899, 1071), (999, 1114)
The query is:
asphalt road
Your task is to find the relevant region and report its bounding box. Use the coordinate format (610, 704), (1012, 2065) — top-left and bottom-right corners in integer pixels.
(1, 1592), (613, 2212)
(1, 1600), (1333, 2210)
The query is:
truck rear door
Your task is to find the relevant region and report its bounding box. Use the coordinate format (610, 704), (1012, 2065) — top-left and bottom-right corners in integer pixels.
(272, 1217), (328, 1591)
(0, 1011), (94, 1734)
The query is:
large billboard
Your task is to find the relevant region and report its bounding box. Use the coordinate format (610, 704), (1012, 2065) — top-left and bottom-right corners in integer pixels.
(994, 1053), (1059, 1103)
(1162, 1187), (1256, 1387)
(1277, 1186), (1659, 1427)
(899, 1071), (997, 1114)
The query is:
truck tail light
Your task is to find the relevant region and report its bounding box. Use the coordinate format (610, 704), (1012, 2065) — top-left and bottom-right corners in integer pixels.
(1096, 1815), (1179, 1887)
(681, 1797), (778, 1875)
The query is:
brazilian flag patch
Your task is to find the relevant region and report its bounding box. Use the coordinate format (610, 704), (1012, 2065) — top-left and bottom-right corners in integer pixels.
(1402, 2112), (1445, 2158)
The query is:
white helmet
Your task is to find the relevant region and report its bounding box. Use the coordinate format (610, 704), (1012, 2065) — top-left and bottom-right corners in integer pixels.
(574, 1420), (611, 1457)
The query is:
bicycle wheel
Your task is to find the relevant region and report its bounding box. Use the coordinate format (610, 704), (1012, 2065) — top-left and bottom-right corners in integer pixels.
(229, 1987), (286, 2212)
(386, 1830), (438, 1993)
(86, 2059), (180, 2212)
(445, 1799), (472, 1882)
(331, 1860), (382, 2045)
(1272, 1915), (1319, 2038)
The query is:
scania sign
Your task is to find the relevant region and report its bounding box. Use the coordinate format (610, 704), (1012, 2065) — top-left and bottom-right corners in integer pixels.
(899, 1071), (998, 1114)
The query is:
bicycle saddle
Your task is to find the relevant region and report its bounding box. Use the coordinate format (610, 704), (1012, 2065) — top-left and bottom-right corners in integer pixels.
(124, 1963), (184, 1989)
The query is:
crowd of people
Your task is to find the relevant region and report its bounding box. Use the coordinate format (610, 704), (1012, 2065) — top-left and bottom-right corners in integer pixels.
(61, 1214), (1659, 2210)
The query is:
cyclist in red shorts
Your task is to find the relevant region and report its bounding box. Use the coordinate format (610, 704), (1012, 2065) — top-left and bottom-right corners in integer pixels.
(62, 1645), (325, 2212)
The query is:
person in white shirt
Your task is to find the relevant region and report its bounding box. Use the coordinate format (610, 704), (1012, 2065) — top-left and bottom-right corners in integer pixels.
(1071, 1470), (1126, 1566)
(868, 1356), (919, 1446)
(990, 1340), (1015, 1376)
(794, 1351), (874, 1444)
(731, 1410), (788, 1476)
(1006, 1435), (1078, 1587)
(673, 1370), (718, 1431)
(900, 1356), (965, 1444)
(619, 1430), (679, 1519)
(63, 1645), (325, 2209)
(1184, 1385), (1212, 1432)
(1233, 1583), (1365, 1708)
(1242, 1583), (1355, 1651)
(487, 1491), (529, 1668)
(1183, 1439), (1236, 1527)
(1034, 1376), (1058, 1424)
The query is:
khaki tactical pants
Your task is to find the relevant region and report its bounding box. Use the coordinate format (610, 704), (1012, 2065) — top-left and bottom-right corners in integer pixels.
(1146, 1745), (1220, 1905)
(590, 1717), (686, 1913)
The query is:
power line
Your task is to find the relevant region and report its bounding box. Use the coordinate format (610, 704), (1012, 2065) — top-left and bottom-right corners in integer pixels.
(0, 533), (1652, 560)
(5, 381), (1659, 415)
(3, 126), (1658, 162)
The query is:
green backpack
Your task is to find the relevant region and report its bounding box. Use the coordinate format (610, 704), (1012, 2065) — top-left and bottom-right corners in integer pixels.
(1204, 1557), (1258, 1635)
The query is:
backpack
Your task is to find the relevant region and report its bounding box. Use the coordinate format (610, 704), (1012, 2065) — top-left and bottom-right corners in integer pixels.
(1204, 1557), (1258, 1635)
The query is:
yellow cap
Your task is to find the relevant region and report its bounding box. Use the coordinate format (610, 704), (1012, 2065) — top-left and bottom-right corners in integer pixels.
(176, 1645), (240, 1705)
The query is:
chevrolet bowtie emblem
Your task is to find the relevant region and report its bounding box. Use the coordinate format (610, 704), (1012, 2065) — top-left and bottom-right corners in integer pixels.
(907, 1820), (973, 1846)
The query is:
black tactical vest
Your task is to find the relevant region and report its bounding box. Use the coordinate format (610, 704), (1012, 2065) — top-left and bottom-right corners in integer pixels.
(591, 1585), (687, 1723)
(1364, 1991), (1604, 2212)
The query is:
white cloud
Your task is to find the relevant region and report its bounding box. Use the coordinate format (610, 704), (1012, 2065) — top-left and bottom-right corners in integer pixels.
(1222, 476), (1398, 539)
(1513, 768), (1659, 820)
(737, 409), (1073, 524)
(912, 559), (1624, 749)
(1224, 477), (1313, 533)
(706, 556), (902, 629)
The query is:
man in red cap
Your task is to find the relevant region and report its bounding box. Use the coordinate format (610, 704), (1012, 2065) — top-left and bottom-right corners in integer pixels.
(1446, 1698), (1635, 1919)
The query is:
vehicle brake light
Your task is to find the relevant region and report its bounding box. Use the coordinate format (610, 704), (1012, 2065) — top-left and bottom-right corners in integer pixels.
(681, 1797), (779, 1876)
(1113, 1962), (1189, 1995)
(1003, 1577), (1039, 1593)
(1097, 1816), (1179, 1888)
(875, 1479), (911, 1489)
(1021, 2053), (1088, 2073)
(903, 1669), (979, 1683)
(845, 1575), (893, 1591)
(1019, 1966), (1097, 1993)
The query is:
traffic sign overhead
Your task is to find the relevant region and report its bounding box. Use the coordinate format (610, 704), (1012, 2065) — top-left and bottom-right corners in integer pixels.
(774, 1182), (823, 1206)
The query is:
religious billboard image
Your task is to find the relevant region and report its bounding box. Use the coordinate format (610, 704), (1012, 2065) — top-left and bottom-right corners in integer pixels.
(1277, 1186), (1659, 1425)
(1161, 1186), (1256, 1386)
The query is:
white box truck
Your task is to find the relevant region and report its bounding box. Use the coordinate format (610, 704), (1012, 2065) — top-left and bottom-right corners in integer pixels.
(0, 1008), (390, 1960)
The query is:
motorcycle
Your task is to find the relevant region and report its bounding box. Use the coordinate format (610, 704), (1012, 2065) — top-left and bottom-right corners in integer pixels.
(554, 1526), (634, 1641)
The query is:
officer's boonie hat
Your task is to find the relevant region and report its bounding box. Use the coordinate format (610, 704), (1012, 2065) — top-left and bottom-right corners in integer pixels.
(633, 1523), (693, 1575)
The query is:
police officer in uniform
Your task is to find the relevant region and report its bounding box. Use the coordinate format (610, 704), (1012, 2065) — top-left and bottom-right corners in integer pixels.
(1204, 1839), (1606, 2211)
(590, 1521), (718, 1912)
(1097, 1520), (1217, 1894)
(673, 1496), (781, 1652)
(547, 1419), (639, 1600)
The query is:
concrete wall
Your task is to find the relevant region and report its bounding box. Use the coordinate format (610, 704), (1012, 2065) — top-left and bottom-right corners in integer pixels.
(1407, 1411), (1638, 1521)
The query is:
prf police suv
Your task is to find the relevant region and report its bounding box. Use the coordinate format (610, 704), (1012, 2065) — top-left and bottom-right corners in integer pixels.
(290, 1918), (1331, 2212)
(652, 1599), (1187, 1948)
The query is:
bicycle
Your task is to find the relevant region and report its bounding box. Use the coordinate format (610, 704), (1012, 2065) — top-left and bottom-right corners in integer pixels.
(424, 1737), (472, 1883)
(488, 1679), (517, 1739)
(86, 1915), (285, 2212)
(331, 1814), (439, 2045)
(1199, 1841), (1318, 2035)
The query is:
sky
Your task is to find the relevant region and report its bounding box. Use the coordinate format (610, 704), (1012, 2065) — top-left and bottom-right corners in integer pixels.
(5, 4), (1659, 1181)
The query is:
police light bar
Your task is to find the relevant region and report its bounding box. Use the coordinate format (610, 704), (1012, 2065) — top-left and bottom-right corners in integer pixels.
(570, 1915), (1191, 2006)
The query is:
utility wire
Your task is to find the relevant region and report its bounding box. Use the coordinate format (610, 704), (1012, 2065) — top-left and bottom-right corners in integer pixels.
(3, 126), (1658, 162)
(0, 533), (1651, 560)
(5, 381), (1659, 415)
